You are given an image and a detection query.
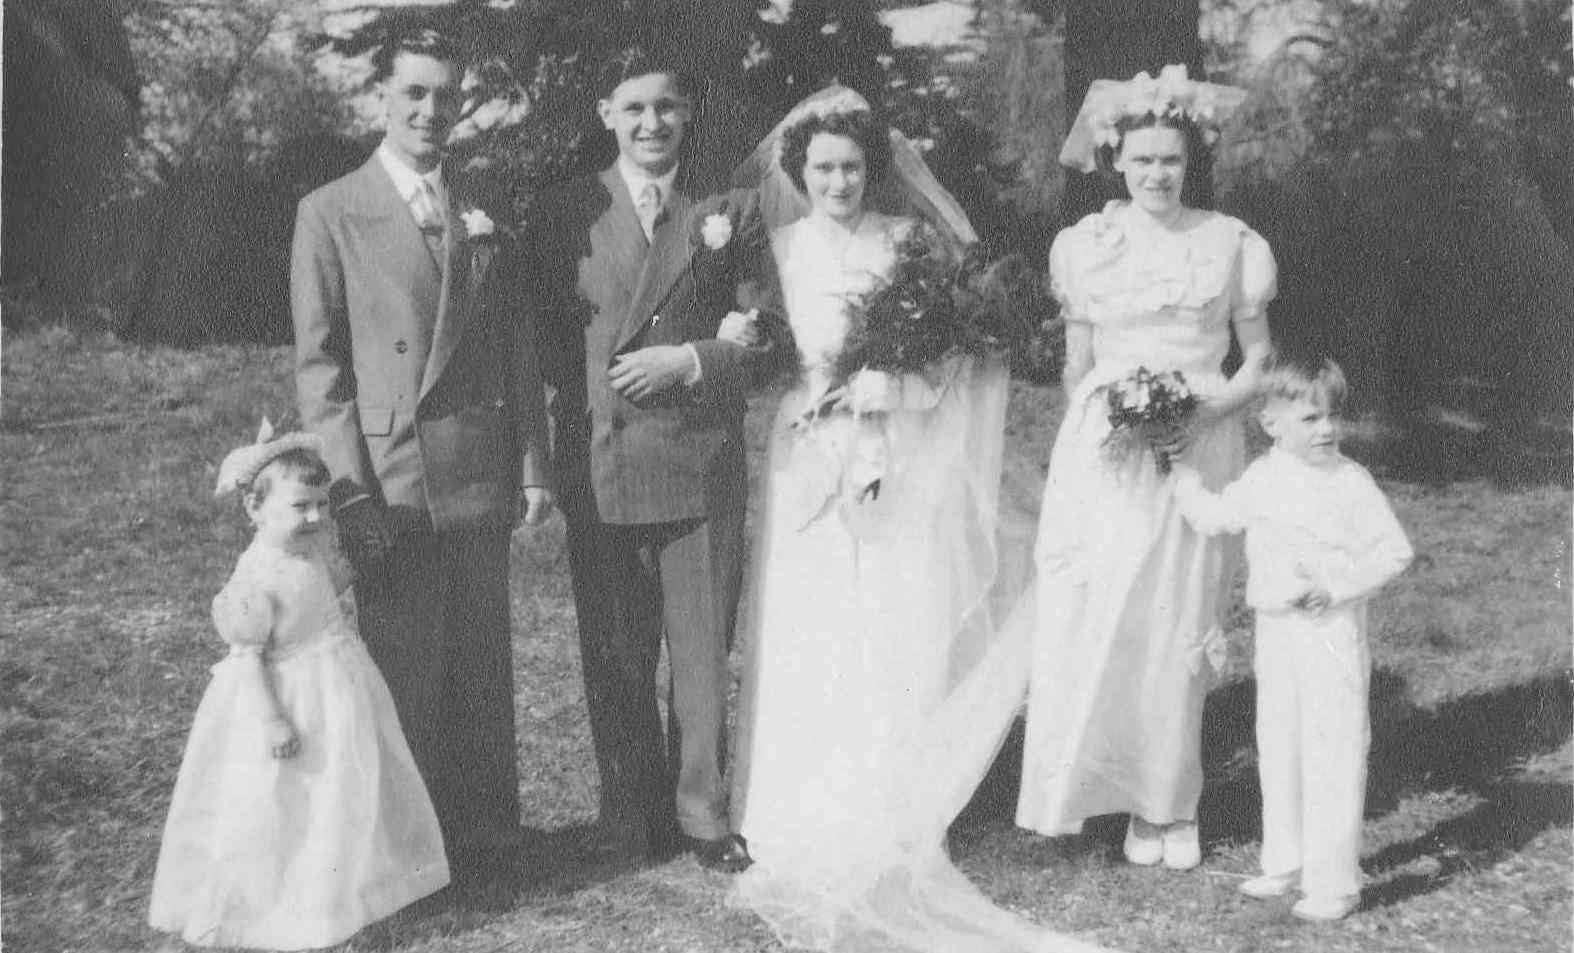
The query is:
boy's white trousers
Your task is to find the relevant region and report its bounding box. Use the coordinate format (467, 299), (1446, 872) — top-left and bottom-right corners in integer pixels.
(1253, 604), (1371, 899)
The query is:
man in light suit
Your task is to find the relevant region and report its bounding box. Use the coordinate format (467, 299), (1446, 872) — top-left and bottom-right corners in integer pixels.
(290, 28), (553, 879)
(529, 49), (788, 872)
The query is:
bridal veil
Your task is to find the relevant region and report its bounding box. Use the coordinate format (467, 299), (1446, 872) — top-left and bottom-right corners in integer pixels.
(726, 86), (1121, 953)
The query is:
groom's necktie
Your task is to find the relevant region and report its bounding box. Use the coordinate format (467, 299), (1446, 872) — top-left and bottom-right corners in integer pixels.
(636, 182), (662, 242)
(412, 179), (446, 267)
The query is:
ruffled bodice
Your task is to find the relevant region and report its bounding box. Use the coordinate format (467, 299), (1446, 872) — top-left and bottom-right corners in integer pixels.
(771, 212), (905, 394)
(1049, 202), (1277, 386)
(212, 538), (355, 660)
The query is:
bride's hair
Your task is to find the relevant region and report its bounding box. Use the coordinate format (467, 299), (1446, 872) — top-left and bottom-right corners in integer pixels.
(778, 109), (893, 195)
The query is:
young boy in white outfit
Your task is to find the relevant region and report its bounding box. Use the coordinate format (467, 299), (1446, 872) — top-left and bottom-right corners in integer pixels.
(1173, 356), (1413, 921)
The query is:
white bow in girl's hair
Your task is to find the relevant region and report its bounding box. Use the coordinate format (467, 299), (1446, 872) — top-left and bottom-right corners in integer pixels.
(214, 417), (324, 498)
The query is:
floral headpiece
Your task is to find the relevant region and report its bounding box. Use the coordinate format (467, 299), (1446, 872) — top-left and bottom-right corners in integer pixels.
(1059, 65), (1247, 173)
(214, 418), (324, 499)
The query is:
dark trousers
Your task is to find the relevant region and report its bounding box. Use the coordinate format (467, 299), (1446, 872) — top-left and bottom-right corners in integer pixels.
(564, 504), (745, 852)
(355, 524), (520, 853)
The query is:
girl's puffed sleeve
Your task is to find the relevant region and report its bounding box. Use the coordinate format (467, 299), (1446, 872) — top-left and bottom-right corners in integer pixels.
(1232, 226), (1278, 323)
(211, 571), (274, 655)
(1047, 227), (1087, 325)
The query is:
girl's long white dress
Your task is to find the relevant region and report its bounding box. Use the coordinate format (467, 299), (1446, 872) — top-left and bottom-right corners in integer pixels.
(149, 539), (449, 950)
(730, 212), (1118, 953)
(1017, 201), (1278, 834)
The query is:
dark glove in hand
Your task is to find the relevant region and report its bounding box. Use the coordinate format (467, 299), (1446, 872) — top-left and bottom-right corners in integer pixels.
(335, 499), (394, 576)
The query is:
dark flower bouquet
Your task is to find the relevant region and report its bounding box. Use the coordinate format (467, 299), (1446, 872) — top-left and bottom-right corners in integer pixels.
(1100, 367), (1199, 475)
(829, 223), (1032, 389)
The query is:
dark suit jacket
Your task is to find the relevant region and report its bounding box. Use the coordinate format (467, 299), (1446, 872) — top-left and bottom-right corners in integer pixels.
(291, 156), (549, 532)
(531, 167), (786, 524)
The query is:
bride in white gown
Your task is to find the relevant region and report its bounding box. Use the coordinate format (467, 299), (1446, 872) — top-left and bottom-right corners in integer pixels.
(724, 87), (1120, 953)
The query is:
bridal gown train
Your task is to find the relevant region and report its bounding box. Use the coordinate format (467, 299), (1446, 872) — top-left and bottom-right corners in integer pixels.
(729, 211), (1119, 953)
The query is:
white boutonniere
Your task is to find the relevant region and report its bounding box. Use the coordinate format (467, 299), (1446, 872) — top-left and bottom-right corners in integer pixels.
(461, 208), (496, 240)
(700, 212), (733, 250)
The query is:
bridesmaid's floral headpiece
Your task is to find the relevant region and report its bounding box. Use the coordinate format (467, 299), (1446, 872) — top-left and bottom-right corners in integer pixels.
(1059, 65), (1247, 173)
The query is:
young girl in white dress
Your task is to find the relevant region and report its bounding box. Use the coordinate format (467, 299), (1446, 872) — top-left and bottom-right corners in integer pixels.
(1017, 66), (1278, 870)
(148, 424), (449, 950)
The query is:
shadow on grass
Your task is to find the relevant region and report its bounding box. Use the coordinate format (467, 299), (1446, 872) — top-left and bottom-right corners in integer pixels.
(955, 670), (1573, 890)
(350, 821), (668, 949)
(1360, 778), (1572, 909)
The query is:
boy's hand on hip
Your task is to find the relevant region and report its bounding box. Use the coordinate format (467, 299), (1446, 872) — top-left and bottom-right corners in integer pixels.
(1291, 587), (1332, 616)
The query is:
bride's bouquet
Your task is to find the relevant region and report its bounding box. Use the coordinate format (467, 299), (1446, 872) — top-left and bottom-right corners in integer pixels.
(829, 223), (1030, 391)
(1099, 367), (1198, 475)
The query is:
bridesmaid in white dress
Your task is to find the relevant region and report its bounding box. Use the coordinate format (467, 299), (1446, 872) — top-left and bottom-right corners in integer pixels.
(726, 89), (1121, 953)
(1016, 67), (1277, 870)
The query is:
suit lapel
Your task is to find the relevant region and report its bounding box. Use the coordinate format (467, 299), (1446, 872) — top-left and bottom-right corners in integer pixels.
(616, 186), (695, 351)
(593, 166), (649, 300)
(352, 158), (444, 301)
(420, 188), (485, 400)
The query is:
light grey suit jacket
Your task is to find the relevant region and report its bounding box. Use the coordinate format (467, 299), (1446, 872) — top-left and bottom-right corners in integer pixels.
(291, 156), (549, 533)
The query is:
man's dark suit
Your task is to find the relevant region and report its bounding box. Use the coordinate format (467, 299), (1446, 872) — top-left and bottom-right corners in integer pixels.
(530, 166), (784, 855)
(291, 155), (550, 853)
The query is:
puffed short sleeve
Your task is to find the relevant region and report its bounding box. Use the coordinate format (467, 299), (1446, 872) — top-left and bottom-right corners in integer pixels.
(211, 570), (275, 654)
(1232, 226), (1278, 322)
(1047, 227), (1088, 324)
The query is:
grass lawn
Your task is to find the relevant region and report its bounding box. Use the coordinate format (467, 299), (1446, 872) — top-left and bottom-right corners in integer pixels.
(3, 327), (1570, 953)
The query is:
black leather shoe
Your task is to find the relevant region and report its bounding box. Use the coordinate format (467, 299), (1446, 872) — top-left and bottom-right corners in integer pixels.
(680, 833), (753, 873)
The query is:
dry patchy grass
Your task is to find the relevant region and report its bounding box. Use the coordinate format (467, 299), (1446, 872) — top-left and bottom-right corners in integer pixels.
(2, 329), (1569, 953)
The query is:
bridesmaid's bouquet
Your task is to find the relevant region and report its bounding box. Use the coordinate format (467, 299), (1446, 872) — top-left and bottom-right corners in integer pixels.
(1100, 367), (1198, 475)
(830, 223), (1031, 389)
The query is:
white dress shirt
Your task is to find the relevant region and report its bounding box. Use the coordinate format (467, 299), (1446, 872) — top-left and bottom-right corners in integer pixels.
(615, 157), (678, 220)
(377, 143), (448, 225)
(1174, 447), (1414, 610)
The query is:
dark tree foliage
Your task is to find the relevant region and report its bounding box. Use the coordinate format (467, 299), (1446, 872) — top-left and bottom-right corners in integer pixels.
(1060, 0), (1206, 222)
(322, 1), (1048, 378)
(322, 0), (1014, 254)
(321, 0), (709, 226)
(325, 1), (901, 226)
(2, 0), (139, 305)
(1264, 0), (1573, 435)
(743, 0), (892, 118)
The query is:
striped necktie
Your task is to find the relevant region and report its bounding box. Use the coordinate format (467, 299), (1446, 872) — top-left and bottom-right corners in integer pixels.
(412, 179), (446, 265)
(636, 182), (662, 242)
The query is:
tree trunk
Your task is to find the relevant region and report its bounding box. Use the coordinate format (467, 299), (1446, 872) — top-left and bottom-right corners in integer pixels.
(1060, 0), (1205, 224)
(2, 0), (139, 303)
(651, 0), (757, 193)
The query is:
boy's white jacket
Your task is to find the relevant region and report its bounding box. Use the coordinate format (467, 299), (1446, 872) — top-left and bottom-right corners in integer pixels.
(1173, 447), (1414, 610)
